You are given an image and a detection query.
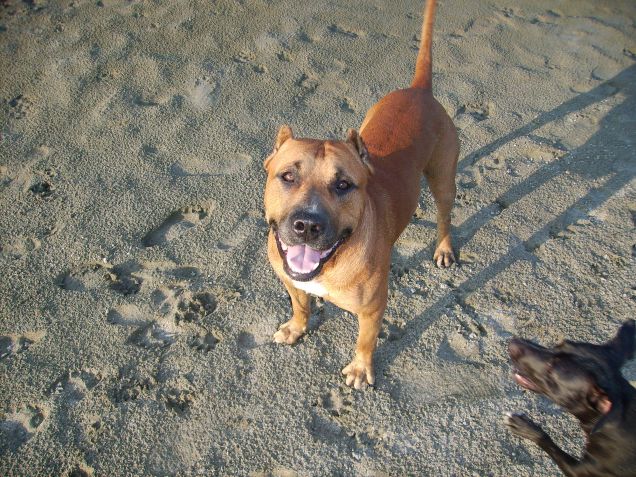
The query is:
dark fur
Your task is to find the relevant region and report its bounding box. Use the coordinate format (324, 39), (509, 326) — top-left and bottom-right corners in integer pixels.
(506, 320), (636, 477)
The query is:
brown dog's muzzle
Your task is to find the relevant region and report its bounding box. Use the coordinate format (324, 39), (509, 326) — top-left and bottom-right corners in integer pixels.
(273, 205), (350, 282)
(282, 208), (335, 250)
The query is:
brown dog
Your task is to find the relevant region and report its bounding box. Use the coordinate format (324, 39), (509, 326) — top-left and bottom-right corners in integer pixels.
(263, 0), (458, 388)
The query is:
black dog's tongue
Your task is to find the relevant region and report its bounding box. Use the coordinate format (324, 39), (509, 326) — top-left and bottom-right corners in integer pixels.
(514, 372), (539, 392)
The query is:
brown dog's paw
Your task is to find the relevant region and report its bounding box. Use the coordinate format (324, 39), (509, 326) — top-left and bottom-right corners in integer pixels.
(504, 412), (546, 442)
(273, 320), (306, 345)
(433, 245), (456, 268)
(342, 358), (374, 390)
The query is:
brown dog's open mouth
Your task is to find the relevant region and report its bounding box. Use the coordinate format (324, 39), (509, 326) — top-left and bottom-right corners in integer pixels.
(274, 232), (347, 282)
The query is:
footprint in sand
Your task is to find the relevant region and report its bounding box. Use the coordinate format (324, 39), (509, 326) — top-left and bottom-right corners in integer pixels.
(309, 388), (354, 441)
(482, 155), (505, 171)
(550, 217), (592, 241)
(0, 165), (9, 186)
(458, 250), (480, 266)
(318, 387), (353, 417)
(108, 286), (220, 351)
(29, 179), (54, 199)
(327, 24), (365, 39)
(188, 76), (220, 110)
(458, 165), (482, 189)
(297, 72), (319, 93)
(379, 316), (406, 342)
(161, 386), (196, 416)
(277, 50), (293, 62)
(440, 329), (481, 361)
(175, 291), (217, 324)
(106, 304), (147, 326)
(0, 404), (48, 453)
(251, 467), (301, 477)
(521, 141), (567, 163)
(188, 332), (219, 353)
(58, 262), (142, 296)
(7, 94), (33, 120)
(233, 50), (255, 64)
(48, 369), (105, 405)
(68, 463), (94, 477)
(143, 203), (215, 247)
(112, 373), (157, 403)
(0, 331), (44, 360)
(456, 102), (493, 121)
(217, 212), (265, 250)
(127, 321), (177, 349)
(0, 236), (41, 259)
(340, 97), (356, 113)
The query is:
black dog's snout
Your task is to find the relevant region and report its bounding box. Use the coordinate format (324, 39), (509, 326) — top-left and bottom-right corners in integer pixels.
(508, 339), (526, 360)
(292, 212), (325, 241)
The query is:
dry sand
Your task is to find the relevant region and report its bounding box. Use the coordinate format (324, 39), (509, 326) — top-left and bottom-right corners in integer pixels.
(1, 0), (635, 475)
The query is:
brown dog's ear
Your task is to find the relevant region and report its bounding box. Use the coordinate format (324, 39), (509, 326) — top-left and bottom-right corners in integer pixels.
(606, 319), (635, 368)
(275, 125), (294, 149)
(264, 125), (294, 171)
(346, 128), (373, 173)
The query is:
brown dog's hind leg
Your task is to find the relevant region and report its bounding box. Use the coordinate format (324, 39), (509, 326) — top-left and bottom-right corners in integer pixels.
(273, 282), (311, 345)
(426, 168), (456, 267)
(342, 307), (384, 389)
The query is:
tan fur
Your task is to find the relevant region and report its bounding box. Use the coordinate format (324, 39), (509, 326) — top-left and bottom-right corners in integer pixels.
(263, 0), (458, 388)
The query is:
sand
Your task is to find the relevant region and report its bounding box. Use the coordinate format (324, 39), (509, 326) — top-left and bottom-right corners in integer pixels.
(1, 0), (635, 475)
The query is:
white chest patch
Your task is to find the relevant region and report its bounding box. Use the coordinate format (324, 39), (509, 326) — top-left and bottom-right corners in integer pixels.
(292, 279), (328, 297)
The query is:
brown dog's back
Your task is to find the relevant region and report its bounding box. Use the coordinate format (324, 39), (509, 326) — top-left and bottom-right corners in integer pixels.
(359, 0), (458, 242)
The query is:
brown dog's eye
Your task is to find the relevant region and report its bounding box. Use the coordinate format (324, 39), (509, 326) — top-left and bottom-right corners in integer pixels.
(281, 172), (295, 183)
(336, 180), (352, 191)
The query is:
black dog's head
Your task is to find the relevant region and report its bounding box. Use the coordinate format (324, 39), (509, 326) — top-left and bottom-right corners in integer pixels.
(508, 320), (635, 428)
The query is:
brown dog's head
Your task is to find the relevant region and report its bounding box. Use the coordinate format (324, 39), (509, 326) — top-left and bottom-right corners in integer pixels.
(263, 125), (373, 282)
(508, 320), (635, 428)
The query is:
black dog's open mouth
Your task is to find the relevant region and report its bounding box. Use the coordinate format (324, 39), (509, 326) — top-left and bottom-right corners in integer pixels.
(274, 231), (348, 282)
(513, 368), (540, 392)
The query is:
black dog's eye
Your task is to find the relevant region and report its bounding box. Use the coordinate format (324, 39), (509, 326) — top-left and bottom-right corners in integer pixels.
(335, 180), (353, 192)
(281, 171), (295, 183)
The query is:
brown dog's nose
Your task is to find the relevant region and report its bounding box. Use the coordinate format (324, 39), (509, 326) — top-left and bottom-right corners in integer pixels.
(293, 216), (324, 240)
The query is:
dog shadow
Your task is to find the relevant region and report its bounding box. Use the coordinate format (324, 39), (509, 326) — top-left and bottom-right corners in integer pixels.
(378, 62), (636, 373)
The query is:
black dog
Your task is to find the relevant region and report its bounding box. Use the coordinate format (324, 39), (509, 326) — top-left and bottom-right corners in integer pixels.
(505, 320), (636, 477)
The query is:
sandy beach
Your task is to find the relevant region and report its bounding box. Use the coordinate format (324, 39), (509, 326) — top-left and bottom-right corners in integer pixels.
(1, 0), (635, 475)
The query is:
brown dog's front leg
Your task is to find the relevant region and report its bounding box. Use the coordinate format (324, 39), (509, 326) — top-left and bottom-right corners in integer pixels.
(273, 282), (311, 345)
(342, 307), (384, 389)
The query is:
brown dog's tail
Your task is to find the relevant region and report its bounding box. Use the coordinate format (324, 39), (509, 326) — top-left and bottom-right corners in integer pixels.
(410, 0), (436, 90)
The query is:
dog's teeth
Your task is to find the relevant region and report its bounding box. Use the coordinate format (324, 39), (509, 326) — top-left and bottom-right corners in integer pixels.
(320, 245), (335, 259)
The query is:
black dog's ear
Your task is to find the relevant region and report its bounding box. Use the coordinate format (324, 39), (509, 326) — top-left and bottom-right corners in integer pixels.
(606, 319), (635, 368)
(346, 128), (373, 173)
(590, 386), (620, 434)
(588, 385), (613, 415)
(264, 125), (294, 171)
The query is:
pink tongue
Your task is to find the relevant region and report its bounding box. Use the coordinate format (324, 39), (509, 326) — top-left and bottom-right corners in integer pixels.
(287, 244), (322, 274)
